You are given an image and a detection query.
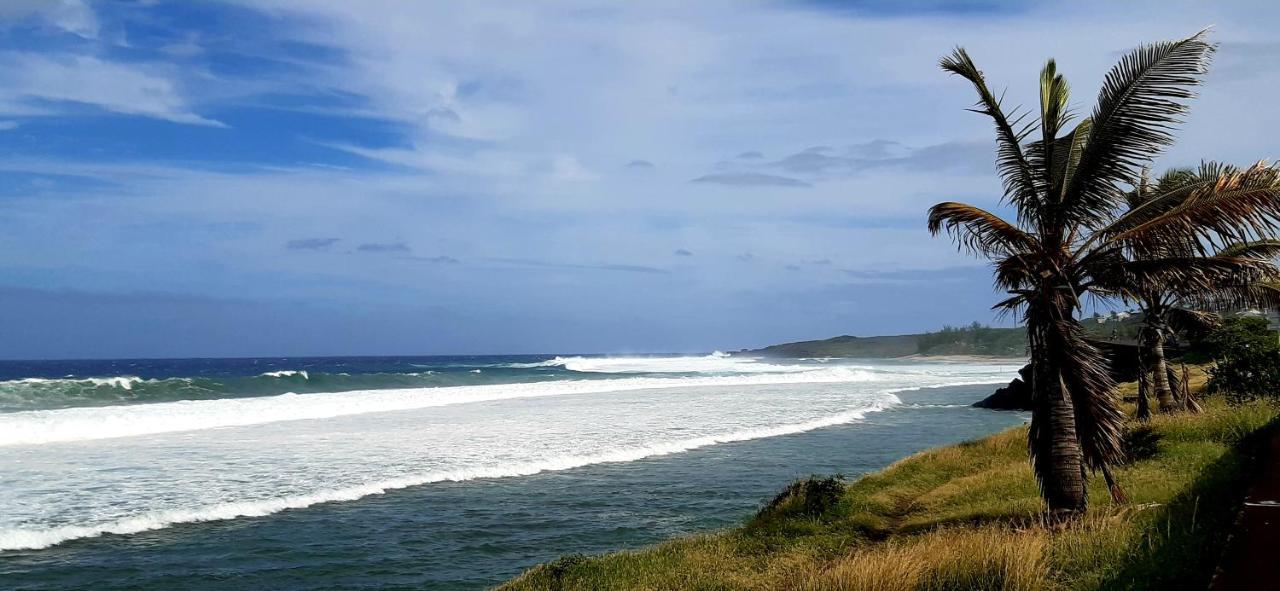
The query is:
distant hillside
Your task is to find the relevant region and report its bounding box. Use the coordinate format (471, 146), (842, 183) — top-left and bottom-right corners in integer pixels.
(744, 315), (1150, 359)
(743, 323), (1027, 358)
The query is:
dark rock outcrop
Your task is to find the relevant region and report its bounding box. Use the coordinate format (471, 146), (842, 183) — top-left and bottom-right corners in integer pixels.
(973, 338), (1170, 410)
(975, 364), (1033, 410)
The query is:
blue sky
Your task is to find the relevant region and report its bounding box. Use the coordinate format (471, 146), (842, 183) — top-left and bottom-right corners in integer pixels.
(2, 1), (1279, 358)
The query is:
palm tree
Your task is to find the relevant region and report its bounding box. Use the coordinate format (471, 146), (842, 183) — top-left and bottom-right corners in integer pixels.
(1108, 166), (1280, 419)
(929, 31), (1280, 518)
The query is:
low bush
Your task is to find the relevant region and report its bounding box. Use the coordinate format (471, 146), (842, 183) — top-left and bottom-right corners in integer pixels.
(1203, 317), (1280, 403)
(754, 475), (846, 523)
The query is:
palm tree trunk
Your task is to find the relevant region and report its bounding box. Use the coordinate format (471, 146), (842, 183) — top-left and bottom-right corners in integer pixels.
(1143, 324), (1176, 411)
(1028, 310), (1088, 519)
(1135, 331), (1152, 420)
(1136, 365), (1151, 421)
(1035, 368), (1088, 518)
(1178, 363), (1202, 413)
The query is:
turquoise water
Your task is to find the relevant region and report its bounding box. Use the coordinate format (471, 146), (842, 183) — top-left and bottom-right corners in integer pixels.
(0, 355), (1024, 589)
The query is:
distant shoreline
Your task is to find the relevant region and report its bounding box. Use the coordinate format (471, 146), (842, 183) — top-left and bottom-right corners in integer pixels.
(893, 354), (1027, 364)
(737, 326), (1029, 359)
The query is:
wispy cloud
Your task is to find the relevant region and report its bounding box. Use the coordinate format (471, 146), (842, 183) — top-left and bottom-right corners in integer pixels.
(0, 54), (223, 126)
(405, 255), (460, 264)
(286, 237), (340, 250)
(492, 258), (669, 274)
(357, 242), (411, 253)
(0, 0), (98, 38)
(690, 172), (812, 187)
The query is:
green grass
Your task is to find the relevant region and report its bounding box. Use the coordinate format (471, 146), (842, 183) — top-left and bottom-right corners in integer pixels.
(499, 390), (1277, 590)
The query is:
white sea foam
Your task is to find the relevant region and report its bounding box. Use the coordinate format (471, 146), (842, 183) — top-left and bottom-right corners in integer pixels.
(0, 359), (1021, 555)
(529, 352), (823, 374)
(0, 376), (145, 389)
(259, 370), (309, 379)
(0, 398), (896, 552)
(0, 368), (881, 447)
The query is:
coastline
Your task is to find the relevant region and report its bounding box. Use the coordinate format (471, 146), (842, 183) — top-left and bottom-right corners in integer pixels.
(500, 381), (1274, 590)
(1, 366), (1024, 590)
(893, 354), (1027, 364)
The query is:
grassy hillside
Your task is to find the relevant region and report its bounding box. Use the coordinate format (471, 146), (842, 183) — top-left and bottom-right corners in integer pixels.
(744, 317), (1151, 359)
(501, 376), (1277, 590)
(747, 323), (1027, 358)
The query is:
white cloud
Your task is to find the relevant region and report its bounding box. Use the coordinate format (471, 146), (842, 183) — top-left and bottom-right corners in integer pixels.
(0, 53), (223, 126)
(0, 0), (98, 38)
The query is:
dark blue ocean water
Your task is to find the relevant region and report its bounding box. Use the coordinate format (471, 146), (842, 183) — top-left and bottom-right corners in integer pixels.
(0, 355), (1025, 590)
(0, 356), (594, 412)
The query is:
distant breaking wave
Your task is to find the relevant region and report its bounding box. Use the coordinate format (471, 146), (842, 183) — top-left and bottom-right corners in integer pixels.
(259, 370), (309, 379)
(509, 351), (826, 374)
(0, 370), (502, 413)
(0, 368), (881, 447)
(0, 396), (898, 552)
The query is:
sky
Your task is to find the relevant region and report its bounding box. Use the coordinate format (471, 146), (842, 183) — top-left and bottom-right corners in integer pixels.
(1, 0), (1279, 359)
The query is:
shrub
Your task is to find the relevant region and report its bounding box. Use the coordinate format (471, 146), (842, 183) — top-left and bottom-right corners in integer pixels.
(1203, 317), (1280, 403)
(755, 475), (845, 522)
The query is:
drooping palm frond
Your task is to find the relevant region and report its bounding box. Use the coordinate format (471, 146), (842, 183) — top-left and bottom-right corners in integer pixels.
(1062, 31), (1216, 230)
(927, 202), (1037, 258)
(1107, 162), (1280, 254)
(939, 48), (1039, 219)
(1183, 281), (1280, 314)
(1102, 255), (1280, 297)
(1166, 306), (1220, 334)
(1105, 166), (1213, 238)
(1059, 327), (1125, 471)
(992, 252), (1040, 293)
(1215, 238), (1280, 259)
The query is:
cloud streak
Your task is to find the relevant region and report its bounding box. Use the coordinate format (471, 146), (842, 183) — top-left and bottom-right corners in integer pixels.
(691, 172), (812, 187)
(286, 237), (341, 250)
(357, 242), (411, 253)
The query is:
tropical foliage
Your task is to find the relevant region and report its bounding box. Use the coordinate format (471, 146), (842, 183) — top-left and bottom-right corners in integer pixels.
(916, 322), (1027, 356)
(1204, 316), (1280, 403)
(928, 30), (1280, 517)
(1107, 168), (1280, 418)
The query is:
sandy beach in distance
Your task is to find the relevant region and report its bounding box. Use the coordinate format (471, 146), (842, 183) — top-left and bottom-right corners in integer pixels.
(896, 354), (1027, 364)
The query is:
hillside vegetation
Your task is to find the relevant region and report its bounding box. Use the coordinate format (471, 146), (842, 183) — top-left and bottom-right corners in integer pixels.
(502, 374), (1277, 590)
(746, 323), (1028, 358)
(744, 318), (1153, 359)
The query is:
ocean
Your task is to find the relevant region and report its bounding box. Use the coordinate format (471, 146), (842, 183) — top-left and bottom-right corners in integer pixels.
(0, 354), (1026, 590)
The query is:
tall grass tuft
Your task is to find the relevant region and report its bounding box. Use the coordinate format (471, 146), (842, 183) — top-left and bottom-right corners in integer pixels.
(802, 527), (1048, 591)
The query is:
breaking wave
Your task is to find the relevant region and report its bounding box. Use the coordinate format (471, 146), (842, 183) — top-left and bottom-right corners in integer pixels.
(0, 397), (897, 552)
(0, 368), (881, 447)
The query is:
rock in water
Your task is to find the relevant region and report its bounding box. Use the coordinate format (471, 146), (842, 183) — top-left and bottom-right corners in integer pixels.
(974, 364), (1032, 410)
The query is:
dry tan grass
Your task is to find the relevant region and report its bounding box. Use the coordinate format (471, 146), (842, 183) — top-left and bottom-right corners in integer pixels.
(800, 527), (1049, 591)
(501, 394), (1277, 591)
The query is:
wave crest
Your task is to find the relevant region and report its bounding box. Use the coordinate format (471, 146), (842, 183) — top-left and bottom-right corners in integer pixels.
(0, 368), (881, 447)
(0, 396), (897, 552)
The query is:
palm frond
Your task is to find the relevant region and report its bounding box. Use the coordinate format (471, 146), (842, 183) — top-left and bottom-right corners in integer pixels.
(1099, 162), (1233, 240)
(1215, 238), (1280, 259)
(1063, 30), (1216, 229)
(1108, 162), (1280, 254)
(1184, 281), (1280, 313)
(1167, 307), (1220, 334)
(1108, 255), (1280, 296)
(927, 201), (1037, 258)
(1033, 59), (1072, 201)
(940, 48), (1040, 217)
